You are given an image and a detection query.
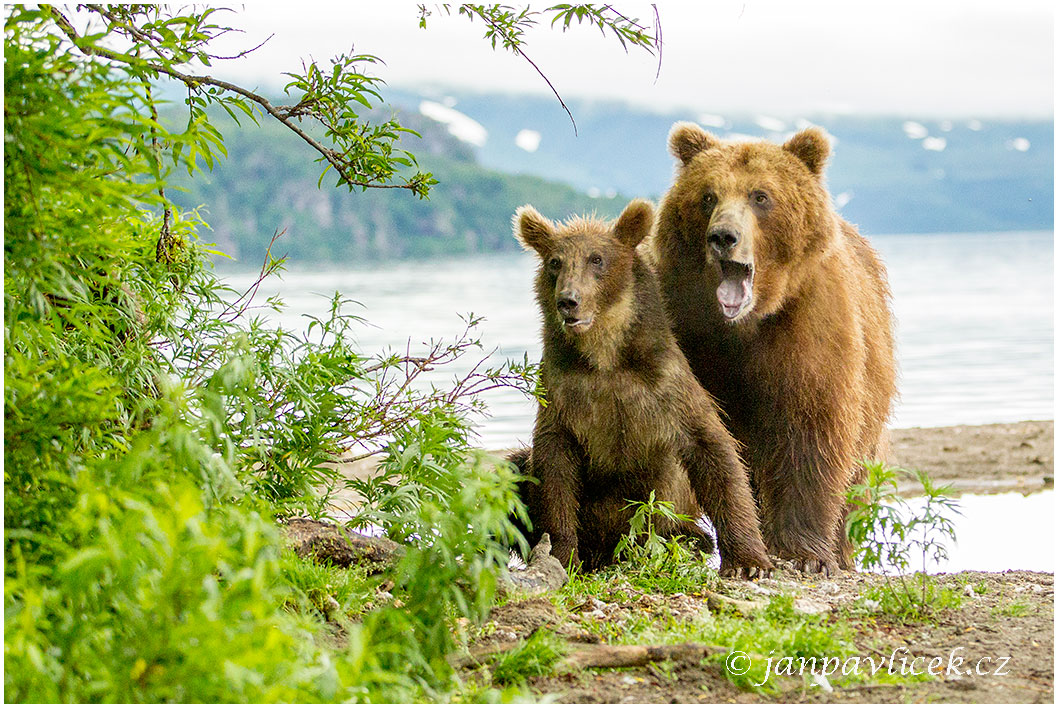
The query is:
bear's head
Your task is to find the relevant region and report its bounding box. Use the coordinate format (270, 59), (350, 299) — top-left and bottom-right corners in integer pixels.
(663, 122), (838, 322)
(514, 199), (654, 338)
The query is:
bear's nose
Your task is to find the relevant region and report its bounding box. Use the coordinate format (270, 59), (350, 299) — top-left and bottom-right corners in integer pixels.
(707, 227), (740, 253)
(556, 290), (579, 315)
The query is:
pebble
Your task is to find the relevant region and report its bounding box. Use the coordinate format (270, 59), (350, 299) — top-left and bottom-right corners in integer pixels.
(963, 583), (977, 598)
(817, 581), (840, 594)
(794, 598), (831, 615)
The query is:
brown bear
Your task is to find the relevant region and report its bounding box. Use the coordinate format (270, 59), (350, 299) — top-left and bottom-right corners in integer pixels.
(650, 123), (897, 575)
(509, 198), (772, 577)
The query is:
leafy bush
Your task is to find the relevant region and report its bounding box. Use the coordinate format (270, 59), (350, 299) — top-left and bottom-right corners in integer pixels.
(4, 4), (659, 701)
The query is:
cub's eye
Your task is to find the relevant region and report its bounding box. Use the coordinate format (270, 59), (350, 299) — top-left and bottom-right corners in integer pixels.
(589, 254), (603, 266)
(751, 190), (772, 207)
(702, 192), (717, 210)
(547, 257), (561, 270)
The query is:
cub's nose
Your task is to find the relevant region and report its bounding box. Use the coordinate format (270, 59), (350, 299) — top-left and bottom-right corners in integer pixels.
(707, 227), (740, 254)
(556, 291), (579, 316)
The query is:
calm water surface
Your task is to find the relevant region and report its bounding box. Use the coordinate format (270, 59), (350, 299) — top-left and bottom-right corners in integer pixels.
(227, 230), (1053, 449)
(225, 231), (1054, 572)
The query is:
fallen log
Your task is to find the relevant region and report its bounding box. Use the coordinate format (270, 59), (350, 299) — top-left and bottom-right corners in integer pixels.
(281, 517), (402, 570)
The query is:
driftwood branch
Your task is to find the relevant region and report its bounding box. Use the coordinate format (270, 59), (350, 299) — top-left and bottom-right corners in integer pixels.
(556, 642), (728, 673)
(452, 640), (727, 672)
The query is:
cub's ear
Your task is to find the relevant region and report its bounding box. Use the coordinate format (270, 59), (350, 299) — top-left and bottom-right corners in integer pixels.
(513, 204), (554, 253)
(668, 121), (717, 165)
(613, 198), (654, 248)
(783, 127), (830, 176)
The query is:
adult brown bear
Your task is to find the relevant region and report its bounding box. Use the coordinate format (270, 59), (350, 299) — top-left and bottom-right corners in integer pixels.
(509, 199), (771, 576)
(651, 123), (897, 574)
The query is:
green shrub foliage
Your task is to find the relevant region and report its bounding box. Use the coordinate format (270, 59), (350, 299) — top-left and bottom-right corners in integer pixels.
(3, 4), (660, 700)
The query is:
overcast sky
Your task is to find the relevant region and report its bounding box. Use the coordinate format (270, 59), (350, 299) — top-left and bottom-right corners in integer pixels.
(207, 1), (1053, 118)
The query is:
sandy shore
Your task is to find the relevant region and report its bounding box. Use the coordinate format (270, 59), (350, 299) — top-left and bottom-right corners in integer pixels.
(330, 420), (1054, 512)
(889, 420), (1052, 495)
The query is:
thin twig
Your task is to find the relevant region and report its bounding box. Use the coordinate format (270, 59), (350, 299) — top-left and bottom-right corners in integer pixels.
(651, 4), (663, 83)
(470, 7), (578, 135)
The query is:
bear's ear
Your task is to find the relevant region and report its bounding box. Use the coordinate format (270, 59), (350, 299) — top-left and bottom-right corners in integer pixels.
(783, 127), (830, 176)
(613, 198), (654, 248)
(668, 122), (717, 165)
(513, 204), (554, 253)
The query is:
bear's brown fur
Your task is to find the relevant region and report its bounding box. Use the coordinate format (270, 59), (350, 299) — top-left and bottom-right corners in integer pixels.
(510, 199), (771, 576)
(650, 123), (897, 574)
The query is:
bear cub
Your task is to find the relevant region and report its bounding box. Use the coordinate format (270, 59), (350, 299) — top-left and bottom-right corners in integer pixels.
(509, 199), (771, 576)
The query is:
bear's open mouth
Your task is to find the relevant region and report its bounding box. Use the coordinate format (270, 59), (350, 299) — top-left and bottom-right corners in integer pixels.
(562, 315), (594, 333)
(717, 259), (754, 321)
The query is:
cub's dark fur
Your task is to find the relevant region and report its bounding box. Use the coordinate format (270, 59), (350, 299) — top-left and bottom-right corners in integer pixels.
(509, 199), (771, 576)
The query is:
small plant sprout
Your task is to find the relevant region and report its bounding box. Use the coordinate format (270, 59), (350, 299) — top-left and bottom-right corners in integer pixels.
(613, 491), (694, 568)
(846, 462), (962, 619)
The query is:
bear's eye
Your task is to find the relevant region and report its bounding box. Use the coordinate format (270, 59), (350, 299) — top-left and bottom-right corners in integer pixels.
(702, 192), (717, 210)
(547, 256), (561, 270)
(588, 253), (603, 266)
(751, 190), (772, 208)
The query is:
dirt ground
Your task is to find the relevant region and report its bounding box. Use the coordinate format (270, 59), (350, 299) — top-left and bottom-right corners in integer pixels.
(488, 570), (1054, 703)
(328, 421), (1054, 701)
(889, 420), (1053, 495)
(463, 420), (1055, 703)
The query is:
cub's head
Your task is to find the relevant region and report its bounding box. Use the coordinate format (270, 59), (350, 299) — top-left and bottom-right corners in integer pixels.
(514, 199), (654, 338)
(665, 122), (837, 322)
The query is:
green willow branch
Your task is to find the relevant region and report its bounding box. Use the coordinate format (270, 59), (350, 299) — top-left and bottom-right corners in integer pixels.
(44, 5), (427, 195)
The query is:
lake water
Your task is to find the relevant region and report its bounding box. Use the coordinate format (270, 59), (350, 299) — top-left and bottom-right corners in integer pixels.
(225, 230), (1053, 449)
(224, 231), (1054, 573)
(933, 489), (1053, 573)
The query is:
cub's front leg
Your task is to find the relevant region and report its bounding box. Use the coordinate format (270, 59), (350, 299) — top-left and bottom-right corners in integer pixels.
(680, 402), (772, 579)
(524, 420), (584, 568)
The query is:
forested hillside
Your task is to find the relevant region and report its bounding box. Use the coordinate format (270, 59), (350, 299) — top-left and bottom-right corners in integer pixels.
(176, 89), (1052, 268)
(171, 109), (625, 267)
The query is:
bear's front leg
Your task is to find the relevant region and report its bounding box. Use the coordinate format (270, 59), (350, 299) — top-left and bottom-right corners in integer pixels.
(754, 431), (855, 576)
(681, 408), (772, 578)
(525, 423), (584, 569)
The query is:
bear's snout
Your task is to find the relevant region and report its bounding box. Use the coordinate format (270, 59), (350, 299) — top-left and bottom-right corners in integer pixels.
(556, 290), (580, 317)
(707, 226), (741, 255)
